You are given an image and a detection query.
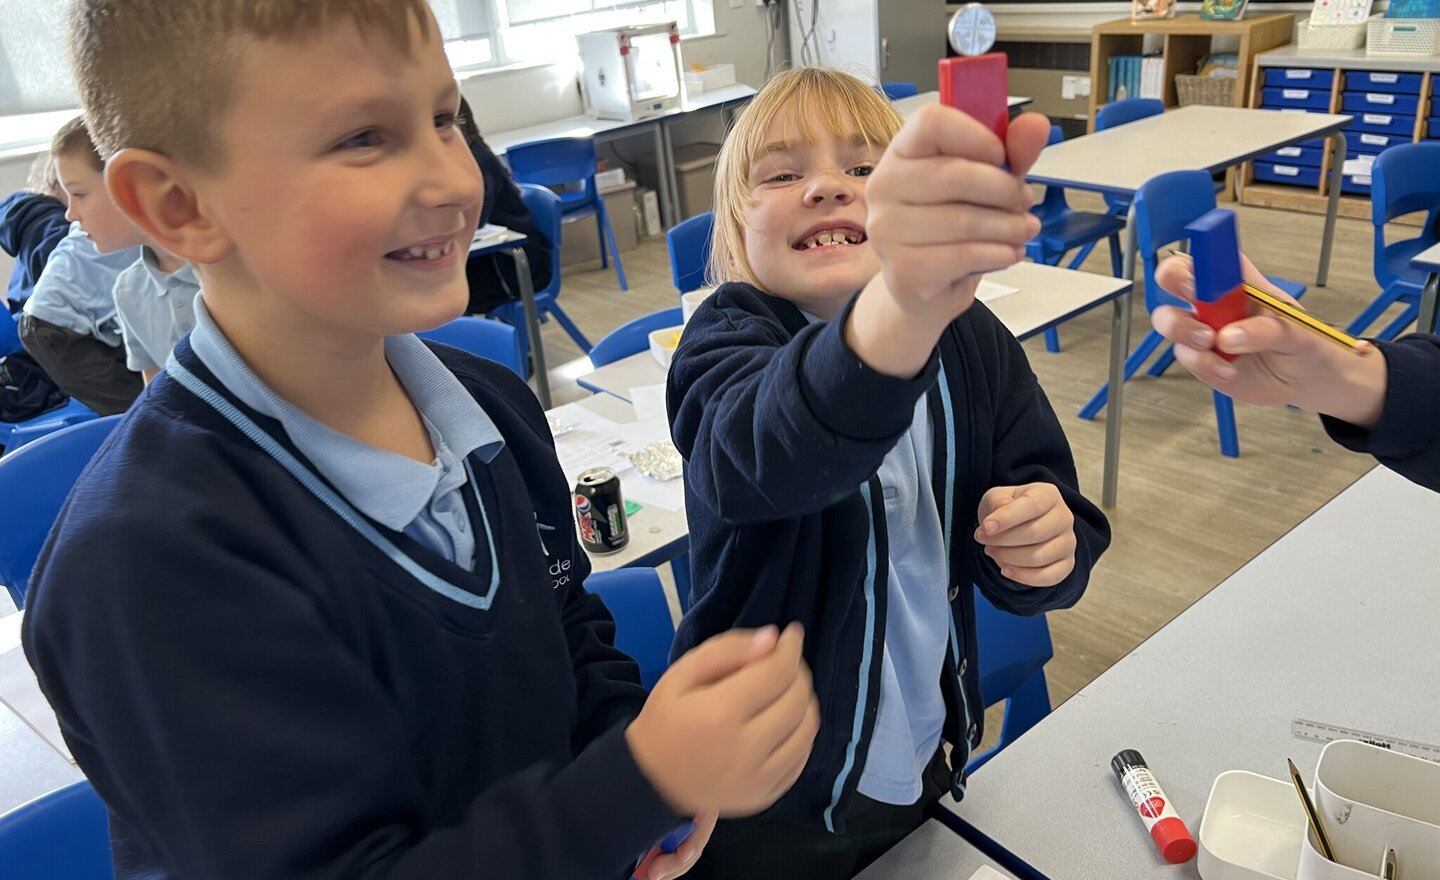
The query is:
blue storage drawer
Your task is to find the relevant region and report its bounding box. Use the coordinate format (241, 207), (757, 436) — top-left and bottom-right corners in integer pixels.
(1429, 115), (1440, 138)
(1342, 169), (1374, 197)
(1254, 162), (1322, 188)
(1261, 144), (1326, 167)
(1262, 86), (1333, 111)
(1345, 71), (1424, 94)
(1351, 131), (1407, 153)
(1264, 68), (1336, 89)
(1348, 112), (1416, 137)
(1342, 91), (1422, 115)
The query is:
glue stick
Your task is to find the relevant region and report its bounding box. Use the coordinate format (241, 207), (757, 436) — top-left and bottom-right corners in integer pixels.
(1111, 750), (1197, 864)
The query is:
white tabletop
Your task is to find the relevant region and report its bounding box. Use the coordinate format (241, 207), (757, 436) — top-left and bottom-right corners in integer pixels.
(0, 613), (82, 815)
(1027, 105), (1351, 196)
(579, 262), (1131, 400)
(940, 466), (1440, 879)
(893, 92), (1033, 120)
(487, 84), (757, 155)
(1413, 242), (1440, 273)
(1257, 44), (1440, 74)
(854, 820), (1016, 880)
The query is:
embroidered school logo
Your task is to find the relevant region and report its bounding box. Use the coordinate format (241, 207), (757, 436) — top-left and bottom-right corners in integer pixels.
(535, 517), (571, 589)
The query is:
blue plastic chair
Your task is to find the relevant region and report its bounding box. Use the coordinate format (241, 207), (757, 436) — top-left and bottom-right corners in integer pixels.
(666, 212), (714, 295)
(2, 312), (22, 356)
(1345, 142), (1440, 341)
(0, 780), (114, 879)
(1027, 125), (1126, 353)
(1, 397), (100, 455)
(1094, 98), (1165, 220)
(965, 588), (1054, 773)
(586, 568), (676, 690)
(505, 137), (628, 291)
(1077, 170), (1307, 458)
(882, 82), (920, 101)
(417, 316), (526, 379)
(588, 307), (685, 369)
(0, 414), (121, 609)
(488, 184), (594, 368)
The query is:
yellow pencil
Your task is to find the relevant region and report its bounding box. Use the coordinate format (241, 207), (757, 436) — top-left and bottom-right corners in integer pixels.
(1164, 250), (1362, 351)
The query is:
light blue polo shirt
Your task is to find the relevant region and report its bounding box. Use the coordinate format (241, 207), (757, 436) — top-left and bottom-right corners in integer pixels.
(188, 295), (505, 568)
(22, 223), (139, 345)
(113, 248), (201, 371)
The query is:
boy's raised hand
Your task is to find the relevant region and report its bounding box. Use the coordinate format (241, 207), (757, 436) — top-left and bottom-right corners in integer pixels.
(626, 623), (819, 819)
(865, 106), (1050, 321)
(1151, 255), (1387, 428)
(974, 483), (1077, 587)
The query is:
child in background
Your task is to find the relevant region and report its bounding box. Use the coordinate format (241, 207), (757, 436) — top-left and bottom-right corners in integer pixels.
(667, 68), (1111, 879)
(1151, 252), (1440, 492)
(17, 117), (143, 415)
(111, 236), (199, 383)
(26, 4), (818, 879)
(1, 153), (71, 309)
(457, 96), (553, 315)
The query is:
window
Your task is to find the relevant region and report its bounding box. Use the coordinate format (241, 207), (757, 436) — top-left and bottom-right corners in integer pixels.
(0, 0), (77, 118)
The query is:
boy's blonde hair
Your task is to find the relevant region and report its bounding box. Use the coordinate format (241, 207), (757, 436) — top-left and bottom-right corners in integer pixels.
(707, 68), (902, 288)
(50, 115), (103, 174)
(68, 0), (434, 170)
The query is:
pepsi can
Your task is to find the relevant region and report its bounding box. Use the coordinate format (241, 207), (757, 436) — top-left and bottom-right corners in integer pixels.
(574, 467), (628, 554)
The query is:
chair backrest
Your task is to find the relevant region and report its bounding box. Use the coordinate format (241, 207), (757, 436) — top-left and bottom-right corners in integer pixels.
(589, 307), (684, 369)
(881, 82), (919, 101)
(666, 212), (714, 295)
(1132, 169), (1218, 313)
(974, 589), (1054, 713)
(1096, 97), (1165, 131)
(1, 312), (21, 357)
(0, 781), (114, 878)
(505, 137), (600, 198)
(517, 183), (563, 299)
(585, 568), (676, 690)
(417, 317), (526, 378)
(0, 415), (122, 608)
(1371, 143), (1440, 288)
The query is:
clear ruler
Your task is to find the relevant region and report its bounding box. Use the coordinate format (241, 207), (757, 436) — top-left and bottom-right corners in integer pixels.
(1292, 718), (1440, 763)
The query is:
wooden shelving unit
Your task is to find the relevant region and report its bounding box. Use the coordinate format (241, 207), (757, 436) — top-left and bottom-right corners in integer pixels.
(1089, 14), (1297, 128)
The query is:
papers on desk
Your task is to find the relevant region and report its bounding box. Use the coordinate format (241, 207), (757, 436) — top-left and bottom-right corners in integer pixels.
(968, 868), (1015, 880)
(0, 616), (74, 764)
(547, 401), (685, 511)
(977, 279), (1020, 304)
(472, 224), (509, 247)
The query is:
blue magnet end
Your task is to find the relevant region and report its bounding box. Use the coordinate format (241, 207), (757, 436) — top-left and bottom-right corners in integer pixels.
(1185, 209), (1243, 303)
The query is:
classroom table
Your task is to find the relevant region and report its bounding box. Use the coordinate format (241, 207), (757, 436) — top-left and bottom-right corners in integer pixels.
(1414, 241), (1440, 336)
(487, 85), (757, 229)
(853, 819), (1017, 880)
(0, 613), (82, 816)
(935, 465), (1440, 879)
(1024, 105), (1351, 506)
(468, 227), (550, 408)
(578, 262), (1135, 508)
(892, 91), (1034, 118)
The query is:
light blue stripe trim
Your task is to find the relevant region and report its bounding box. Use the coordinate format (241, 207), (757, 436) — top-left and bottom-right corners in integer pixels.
(937, 359), (972, 773)
(166, 353), (501, 610)
(823, 481), (879, 834)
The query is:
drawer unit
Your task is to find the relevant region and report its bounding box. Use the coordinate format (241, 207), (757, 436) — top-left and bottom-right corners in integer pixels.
(1341, 168), (1373, 197)
(1260, 143), (1327, 166)
(1344, 71), (1424, 94)
(1348, 112), (1417, 137)
(1253, 161), (1323, 188)
(1341, 91), (1422, 115)
(1263, 68), (1336, 89)
(1262, 86), (1334, 111)
(1350, 130), (1408, 153)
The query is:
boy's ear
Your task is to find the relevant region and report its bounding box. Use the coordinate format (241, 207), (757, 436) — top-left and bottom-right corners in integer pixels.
(105, 149), (233, 265)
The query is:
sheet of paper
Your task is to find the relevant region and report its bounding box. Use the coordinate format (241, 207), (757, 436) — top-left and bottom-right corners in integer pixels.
(977, 279), (1020, 304)
(969, 867), (1016, 880)
(0, 638), (74, 764)
(630, 383), (669, 423)
(546, 402), (686, 511)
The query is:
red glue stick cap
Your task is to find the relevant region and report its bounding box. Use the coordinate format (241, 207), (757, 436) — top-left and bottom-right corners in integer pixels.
(1150, 816), (1197, 864)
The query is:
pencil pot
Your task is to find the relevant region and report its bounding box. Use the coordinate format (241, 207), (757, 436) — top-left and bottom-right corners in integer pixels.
(1304, 739), (1440, 877)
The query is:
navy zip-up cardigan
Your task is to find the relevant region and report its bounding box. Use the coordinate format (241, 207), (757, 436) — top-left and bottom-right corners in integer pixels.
(24, 339), (679, 879)
(667, 282), (1111, 832)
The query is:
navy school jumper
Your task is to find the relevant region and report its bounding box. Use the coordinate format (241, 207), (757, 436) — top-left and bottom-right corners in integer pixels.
(24, 338), (679, 879)
(667, 282), (1112, 833)
(1323, 333), (1440, 492)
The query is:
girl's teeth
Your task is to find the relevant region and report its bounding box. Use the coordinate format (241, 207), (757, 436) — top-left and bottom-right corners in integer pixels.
(396, 240), (455, 261)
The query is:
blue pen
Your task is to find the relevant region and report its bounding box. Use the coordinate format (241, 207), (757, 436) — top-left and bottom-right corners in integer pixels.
(632, 821), (697, 879)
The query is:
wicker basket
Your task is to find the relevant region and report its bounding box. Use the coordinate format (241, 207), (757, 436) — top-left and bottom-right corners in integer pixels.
(1176, 74), (1237, 107)
(1368, 18), (1440, 55)
(1297, 18), (1367, 50)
